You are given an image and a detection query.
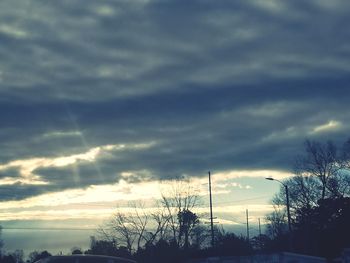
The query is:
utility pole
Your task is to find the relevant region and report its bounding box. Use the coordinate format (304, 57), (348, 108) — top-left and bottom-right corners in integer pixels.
(258, 217), (262, 250)
(265, 177), (293, 251)
(208, 171), (215, 247)
(265, 177), (291, 232)
(285, 185), (292, 233)
(246, 209), (249, 241)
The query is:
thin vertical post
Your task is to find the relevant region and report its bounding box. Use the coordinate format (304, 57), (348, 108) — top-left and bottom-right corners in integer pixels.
(265, 177), (293, 251)
(258, 217), (262, 250)
(246, 209), (249, 241)
(208, 171), (215, 247)
(258, 218), (261, 236)
(285, 185), (292, 233)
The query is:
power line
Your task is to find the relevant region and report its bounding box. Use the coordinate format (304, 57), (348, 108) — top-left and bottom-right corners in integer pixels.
(198, 195), (272, 208)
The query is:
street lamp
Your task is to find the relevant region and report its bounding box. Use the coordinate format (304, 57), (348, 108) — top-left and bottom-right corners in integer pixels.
(265, 177), (292, 233)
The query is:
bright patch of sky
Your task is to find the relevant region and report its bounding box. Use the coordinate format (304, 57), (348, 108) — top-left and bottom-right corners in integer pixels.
(312, 120), (342, 134)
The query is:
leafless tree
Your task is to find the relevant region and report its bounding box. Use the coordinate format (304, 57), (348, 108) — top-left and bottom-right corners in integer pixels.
(10, 250), (24, 263)
(294, 140), (340, 199)
(0, 226), (3, 256)
(268, 138), (350, 233)
(144, 206), (171, 245)
(98, 201), (149, 253)
(190, 224), (210, 249)
(265, 205), (288, 238)
(160, 179), (201, 247)
(98, 179), (202, 251)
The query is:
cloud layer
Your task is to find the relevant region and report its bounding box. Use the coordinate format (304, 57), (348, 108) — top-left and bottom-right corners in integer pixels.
(0, 0), (350, 202)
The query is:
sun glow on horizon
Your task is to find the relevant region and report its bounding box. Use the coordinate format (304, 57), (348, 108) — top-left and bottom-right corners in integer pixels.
(0, 168), (287, 222)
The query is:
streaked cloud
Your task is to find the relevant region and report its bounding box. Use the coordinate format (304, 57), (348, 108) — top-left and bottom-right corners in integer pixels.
(41, 131), (83, 139)
(212, 170), (293, 182)
(0, 142), (155, 190)
(0, 24), (28, 39)
(312, 120), (342, 134)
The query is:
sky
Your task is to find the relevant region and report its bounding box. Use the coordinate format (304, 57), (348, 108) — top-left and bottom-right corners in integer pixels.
(1, 0), (350, 255)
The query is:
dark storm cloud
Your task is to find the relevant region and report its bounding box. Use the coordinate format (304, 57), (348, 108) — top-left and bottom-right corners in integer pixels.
(0, 183), (46, 201)
(1, 0), (350, 101)
(1, 0), (350, 200)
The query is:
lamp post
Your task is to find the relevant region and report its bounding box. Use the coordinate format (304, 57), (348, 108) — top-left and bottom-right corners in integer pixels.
(265, 177), (292, 233)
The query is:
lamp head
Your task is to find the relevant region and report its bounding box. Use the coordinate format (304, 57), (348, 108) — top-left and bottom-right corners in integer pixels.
(265, 177), (274, 181)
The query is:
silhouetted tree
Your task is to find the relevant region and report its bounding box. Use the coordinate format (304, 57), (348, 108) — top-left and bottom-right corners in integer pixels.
(160, 179), (201, 247)
(135, 239), (182, 263)
(1, 255), (15, 263)
(0, 226), (4, 257)
(71, 247), (83, 255)
(194, 229), (253, 259)
(190, 225), (210, 249)
(98, 179), (203, 252)
(250, 234), (274, 252)
(268, 139), (350, 228)
(98, 201), (151, 253)
(26, 251), (51, 263)
(178, 209), (199, 249)
(294, 140), (340, 199)
(85, 236), (132, 259)
(294, 139), (350, 200)
(9, 250), (23, 263)
(144, 207), (171, 245)
(265, 138), (350, 257)
(265, 206), (288, 239)
(216, 232), (252, 256)
(293, 197), (350, 258)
